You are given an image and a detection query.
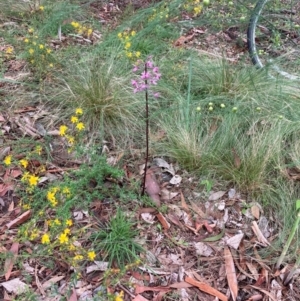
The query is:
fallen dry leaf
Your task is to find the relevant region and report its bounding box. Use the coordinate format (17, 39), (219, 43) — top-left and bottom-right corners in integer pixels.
(246, 294), (263, 301)
(153, 290), (169, 301)
(6, 210), (31, 229)
(251, 221), (270, 246)
(4, 242), (19, 281)
(190, 201), (206, 218)
(224, 246), (238, 301)
(1, 278), (28, 295)
(156, 212), (170, 230)
(208, 190), (226, 201)
(173, 33), (195, 46)
(245, 262), (259, 280)
(145, 168), (161, 207)
(68, 288), (78, 301)
(169, 174), (182, 185)
(270, 279), (282, 301)
(249, 285), (277, 301)
(226, 233), (244, 250)
(160, 188), (178, 201)
(133, 295), (150, 301)
(169, 282), (193, 289)
(8, 201), (14, 212)
(42, 275), (65, 289)
(251, 205), (260, 220)
(193, 242), (214, 257)
(135, 285), (170, 294)
(141, 212), (155, 224)
(185, 276), (228, 301)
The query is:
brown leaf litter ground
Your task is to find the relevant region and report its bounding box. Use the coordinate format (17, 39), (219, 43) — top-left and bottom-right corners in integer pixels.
(1, 1), (300, 301)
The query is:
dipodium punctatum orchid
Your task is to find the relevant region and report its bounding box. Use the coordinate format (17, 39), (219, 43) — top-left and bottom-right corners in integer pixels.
(131, 58), (161, 97)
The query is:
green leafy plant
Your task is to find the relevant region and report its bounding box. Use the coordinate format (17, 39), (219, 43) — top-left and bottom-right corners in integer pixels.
(92, 209), (143, 268)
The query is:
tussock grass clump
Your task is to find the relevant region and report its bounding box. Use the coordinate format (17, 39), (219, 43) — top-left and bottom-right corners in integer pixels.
(157, 56), (300, 193)
(54, 54), (143, 141)
(92, 209), (144, 268)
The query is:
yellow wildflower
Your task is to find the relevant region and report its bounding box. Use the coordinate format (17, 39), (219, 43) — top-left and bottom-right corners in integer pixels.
(5, 47), (14, 54)
(24, 38), (29, 43)
(71, 116), (78, 123)
(66, 219), (73, 226)
(66, 135), (75, 145)
(193, 5), (202, 15)
(74, 254), (84, 261)
(51, 186), (60, 193)
(39, 44), (44, 49)
(46, 48), (51, 54)
(135, 51), (141, 58)
(29, 229), (39, 240)
(58, 232), (69, 244)
(76, 122), (85, 131)
(54, 218), (61, 225)
(64, 228), (71, 235)
(49, 63), (53, 68)
(62, 187), (71, 196)
(117, 32), (122, 39)
(21, 172), (30, 182)
(131, 30), (136, 36)
(47, 191), (57, 206)
(39, 6), (44, 11)
(75, 108), (83, 115)
(87, 28), (93, 37)
(28, 28), (34, 33)
(68, 244), (76, 251)
(3, 155), (12, 166)
(41, 233), (50, 244)
(87, 250), (96, 261)
(35, 145), (42, 155)
(19, 159), (28, 168)
(22, 204), (31, 210)
(29, 48), (34, 55)
(126, 52), (133, 58)
(124, 42), (131, 50)
(71, 21), (80, 28)
(59, 125), (68, 136)
(28, 175), (39, 187)
(115, 291), (124, 301)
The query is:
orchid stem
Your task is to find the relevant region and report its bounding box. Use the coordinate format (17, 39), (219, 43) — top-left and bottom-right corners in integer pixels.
(141, 62), (149, 196)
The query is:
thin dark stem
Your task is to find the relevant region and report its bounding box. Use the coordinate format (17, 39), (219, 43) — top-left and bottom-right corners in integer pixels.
(141, 62), (149, 196)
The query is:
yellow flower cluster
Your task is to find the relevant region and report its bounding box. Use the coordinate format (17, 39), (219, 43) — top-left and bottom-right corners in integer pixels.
(2, 147), (45, 205)
(183, 0), (203, 17)
(59, 108), (85, 151)
(114, 291), (124, 301)
(21, 172), (39, 188)
(3, 46), (14, 60)
(23, 29), (54, 68)
(104, 259), (141, 285)
(117, 30), (141, 59)
(46, 186), (71, 207)
(70, 21), (93, 38)
(3, 155), (12, 166)
(148, 6), (169, 21)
